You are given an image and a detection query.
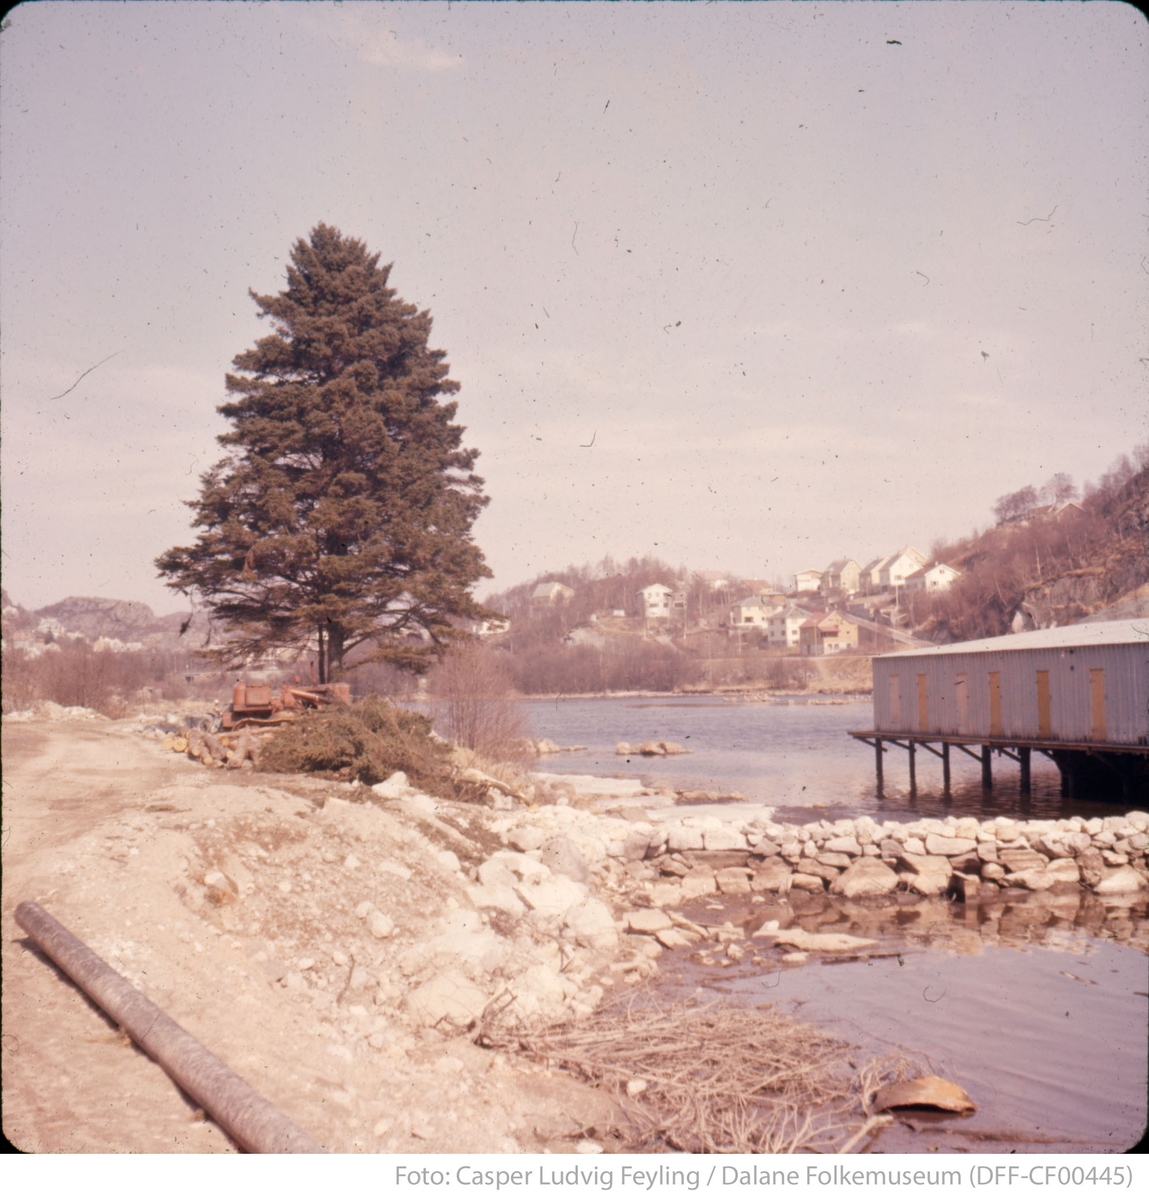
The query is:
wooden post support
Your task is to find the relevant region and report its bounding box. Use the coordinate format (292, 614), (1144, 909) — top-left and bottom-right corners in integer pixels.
(908, 741), (917, 795)
(1019, 746), (1031, 794)
(942, 742), (951, 796)
(875, 738), (884, 798)
(981, 745), (993, 790)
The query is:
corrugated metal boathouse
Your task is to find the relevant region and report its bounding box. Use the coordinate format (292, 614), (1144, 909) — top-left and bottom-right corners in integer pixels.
(849, 620), (1149, 801)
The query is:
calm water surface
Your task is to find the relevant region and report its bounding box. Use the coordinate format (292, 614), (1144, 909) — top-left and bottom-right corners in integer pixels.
(524, 695), (1135, 821)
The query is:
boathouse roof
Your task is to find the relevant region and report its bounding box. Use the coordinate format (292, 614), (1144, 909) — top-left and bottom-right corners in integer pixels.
(878, 618), (1144, 659)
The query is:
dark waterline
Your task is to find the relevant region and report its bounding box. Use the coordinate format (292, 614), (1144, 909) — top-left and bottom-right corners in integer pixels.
(524, 695), (1137, 821)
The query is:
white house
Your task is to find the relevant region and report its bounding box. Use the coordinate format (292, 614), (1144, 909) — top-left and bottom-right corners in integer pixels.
(904, 563), (962, 594)
(638, 583), (673, 619)
(877, 547), (927, 591)
(531, 581), (575, 608)
(793, 568), (823, 593)
(767, 604), (811, 648)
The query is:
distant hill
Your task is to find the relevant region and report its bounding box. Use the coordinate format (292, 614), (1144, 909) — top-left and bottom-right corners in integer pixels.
(2, 593), (211, 653)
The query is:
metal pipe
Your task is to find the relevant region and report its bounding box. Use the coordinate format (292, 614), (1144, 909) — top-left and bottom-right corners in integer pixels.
(14, 901), (326, 1154)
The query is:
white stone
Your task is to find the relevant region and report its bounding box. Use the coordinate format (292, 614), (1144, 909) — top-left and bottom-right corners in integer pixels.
(666, 825), (705, 852)
(924, 834), (977, 857)
(436, 849), (462, 872)
(367, 910), (395, 939)
(515, 876), (587, 918)
(1095, 867), (1146, 895)
(406, 971), (489, 1028)
(626, 909), (673, 933)
(773, 929), (878, 952)
(703, 827), (748, 852)
(465, 883), (526, 917)
(508, 826), (545, 852)
(563, 898), (618, 949)
(371, 772), (411, 799)
(829, 858), (899, 898)
(823, 836), (862, 856)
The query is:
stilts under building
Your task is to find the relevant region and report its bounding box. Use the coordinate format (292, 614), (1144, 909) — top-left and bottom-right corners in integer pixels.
(849, 619), (1149, 802)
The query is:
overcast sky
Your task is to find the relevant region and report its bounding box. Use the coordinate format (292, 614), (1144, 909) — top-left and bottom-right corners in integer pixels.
(2, 1), (1146, 615)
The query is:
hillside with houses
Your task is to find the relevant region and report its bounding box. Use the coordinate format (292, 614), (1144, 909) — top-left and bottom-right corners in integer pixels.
(479, 453), (1149, 694)
(3, 453), (1147, 708)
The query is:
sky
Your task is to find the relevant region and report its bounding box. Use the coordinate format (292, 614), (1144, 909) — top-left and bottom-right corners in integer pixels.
(2, 1), (1147, 615)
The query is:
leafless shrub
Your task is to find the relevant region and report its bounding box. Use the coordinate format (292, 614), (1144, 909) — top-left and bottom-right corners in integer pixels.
(428, 642), (533, 764)
(1, 642), (199, 716)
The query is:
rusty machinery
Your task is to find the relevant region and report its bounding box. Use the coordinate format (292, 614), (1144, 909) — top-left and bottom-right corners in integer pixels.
(222, 679), (352, 730)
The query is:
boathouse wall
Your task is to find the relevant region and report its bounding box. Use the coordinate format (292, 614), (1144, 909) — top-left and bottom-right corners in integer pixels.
(871, 622), (1149, 747)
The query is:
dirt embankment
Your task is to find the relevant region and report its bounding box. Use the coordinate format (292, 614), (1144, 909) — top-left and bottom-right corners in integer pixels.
(2, 718), (631, 1154)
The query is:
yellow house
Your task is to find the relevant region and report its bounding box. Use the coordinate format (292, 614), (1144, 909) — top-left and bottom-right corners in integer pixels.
(799, 611), (859, 655)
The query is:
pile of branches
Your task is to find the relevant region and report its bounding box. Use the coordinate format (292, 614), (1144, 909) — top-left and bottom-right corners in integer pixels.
(258, 695), (453, 790)
(479, 994), (916, 1154)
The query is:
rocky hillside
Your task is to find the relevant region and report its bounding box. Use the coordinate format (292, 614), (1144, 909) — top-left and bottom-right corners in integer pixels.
(2, 591), (209, 654)
(916, 460), (1149, 642)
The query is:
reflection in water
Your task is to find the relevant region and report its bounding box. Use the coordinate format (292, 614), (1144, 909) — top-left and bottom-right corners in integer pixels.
(656, 889), (1149, 1152)
(712, 887), (1148, 959)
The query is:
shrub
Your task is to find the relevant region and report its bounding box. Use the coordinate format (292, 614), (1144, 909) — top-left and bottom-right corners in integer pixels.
(428, 643), (533, 763)
(258, 695), (453, 788)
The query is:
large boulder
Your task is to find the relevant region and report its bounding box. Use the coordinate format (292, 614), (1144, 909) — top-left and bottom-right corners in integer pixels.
(703, 826), (748, 852)
(1095, 866), (1146, 895)
(751, 859), (793, 893)
(898, 853), (952, 896)
(666, 825), (705, 853)
(465, 882), (526, 917)
(715, 867), (753, 895)
(406, 971), (490, 1028)
(626, 909), (673, 933)
(823, 836), (862, 856)
(925, 834), (978, 857)
(515, 876), (588, 919)
(829, 857), (899, 898)
(563, 898), (619, 950)
(541, 836), (590, 883)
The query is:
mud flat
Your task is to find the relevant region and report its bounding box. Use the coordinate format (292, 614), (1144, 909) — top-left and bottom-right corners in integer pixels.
(3, 714), (1146, 1154)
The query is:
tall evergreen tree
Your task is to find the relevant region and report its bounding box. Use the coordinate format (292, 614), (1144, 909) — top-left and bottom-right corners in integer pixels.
(157, 224), (491, 680)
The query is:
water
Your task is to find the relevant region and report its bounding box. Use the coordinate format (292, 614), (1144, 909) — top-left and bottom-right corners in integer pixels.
(652, 887), (1148, 1152)
(525, 694), (1148, 1151)
(524, 694), (1136, 821)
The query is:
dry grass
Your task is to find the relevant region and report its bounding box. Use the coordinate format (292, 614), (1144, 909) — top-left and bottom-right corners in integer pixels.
(478, 993), (928, 1154)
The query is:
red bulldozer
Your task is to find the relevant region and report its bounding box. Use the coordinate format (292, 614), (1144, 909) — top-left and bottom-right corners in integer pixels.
(222, 679), (352, 731)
